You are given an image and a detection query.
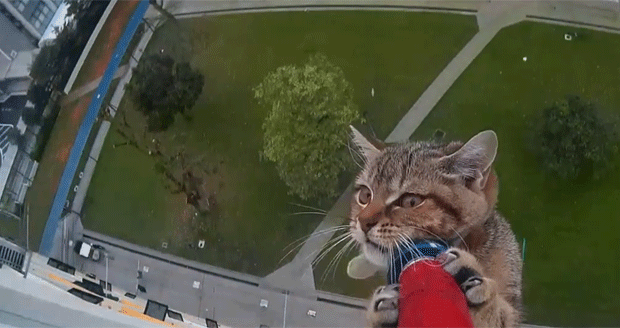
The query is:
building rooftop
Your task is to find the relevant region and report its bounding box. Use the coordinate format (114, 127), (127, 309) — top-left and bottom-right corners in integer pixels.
(0, 14), (36, 56)
(0, 241), (230, 328)
(1, 50), (34, 80)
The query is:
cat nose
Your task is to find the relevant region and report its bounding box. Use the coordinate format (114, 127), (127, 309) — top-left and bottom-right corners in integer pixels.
(359, 215), (380, 234)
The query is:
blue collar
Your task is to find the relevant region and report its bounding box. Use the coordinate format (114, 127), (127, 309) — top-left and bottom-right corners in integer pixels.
(386, 239), (456, 284)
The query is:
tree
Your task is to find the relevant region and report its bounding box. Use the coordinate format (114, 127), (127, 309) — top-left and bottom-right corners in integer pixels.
(29, 42), (62, 84)
(254, 53), (362, 200)
(30, 22), (80, 86)
(27, 83), (50, 110)
(126, 54), (204, 131)
(531, 95), (619, 180)
(22, 84), (51, 126)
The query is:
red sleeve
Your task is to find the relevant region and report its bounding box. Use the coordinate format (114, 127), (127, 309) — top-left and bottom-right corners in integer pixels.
(398, 260), (474, 328)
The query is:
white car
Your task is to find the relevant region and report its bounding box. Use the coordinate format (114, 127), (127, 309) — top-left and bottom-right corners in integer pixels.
(73, 241), (105, 262)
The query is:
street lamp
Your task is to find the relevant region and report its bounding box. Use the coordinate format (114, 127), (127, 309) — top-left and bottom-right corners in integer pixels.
(105, 253), (109, 291)
(136, 259), (146, 294)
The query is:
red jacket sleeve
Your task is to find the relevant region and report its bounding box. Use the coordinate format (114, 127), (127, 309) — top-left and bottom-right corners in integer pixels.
(398, 260), (474, 328)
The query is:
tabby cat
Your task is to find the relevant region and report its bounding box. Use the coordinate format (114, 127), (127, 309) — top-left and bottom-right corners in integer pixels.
(349, 127), (522, 328)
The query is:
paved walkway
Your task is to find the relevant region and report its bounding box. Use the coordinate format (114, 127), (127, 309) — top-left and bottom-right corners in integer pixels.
(61, 65), (129, 106)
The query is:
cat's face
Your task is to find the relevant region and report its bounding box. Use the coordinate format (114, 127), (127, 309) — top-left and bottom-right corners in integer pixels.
(349, 127), (499, 267)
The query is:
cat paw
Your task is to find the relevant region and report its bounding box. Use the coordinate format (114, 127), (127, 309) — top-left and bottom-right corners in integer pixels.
(437, 247), (497, 306)
(367, 284), (400, 328)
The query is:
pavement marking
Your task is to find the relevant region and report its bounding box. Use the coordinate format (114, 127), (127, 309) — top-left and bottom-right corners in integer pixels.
(48, 273), (72, 286)
(121, 299), (143, 310)
(119, 306), (175, 327)
(143, 266), (149, 273)
(192, 281), (200, 289)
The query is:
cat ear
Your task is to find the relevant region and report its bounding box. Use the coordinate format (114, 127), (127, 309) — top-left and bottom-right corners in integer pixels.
(350, 125), (382, 162)
(438, 130), (498, 189)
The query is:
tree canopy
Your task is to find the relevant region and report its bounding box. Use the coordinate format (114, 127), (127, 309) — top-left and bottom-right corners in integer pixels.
(126, 54), (204, 131)
(254, 53), (362, 200)
(31, 0), (108, 88)
(532, 95), (619, 180)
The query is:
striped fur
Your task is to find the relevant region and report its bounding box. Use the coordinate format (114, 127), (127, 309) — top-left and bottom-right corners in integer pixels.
(350, 127), (522, 327)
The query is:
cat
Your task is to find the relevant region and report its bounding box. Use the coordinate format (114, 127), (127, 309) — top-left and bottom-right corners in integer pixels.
(348, 126), (523, 328)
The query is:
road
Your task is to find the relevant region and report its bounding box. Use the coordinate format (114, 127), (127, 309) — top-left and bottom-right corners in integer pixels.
(72, 231), (366, 328)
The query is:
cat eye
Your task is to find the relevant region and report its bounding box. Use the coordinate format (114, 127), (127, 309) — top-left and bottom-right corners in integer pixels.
(357, 185), (372, 206)
(396, 193), (424, 208)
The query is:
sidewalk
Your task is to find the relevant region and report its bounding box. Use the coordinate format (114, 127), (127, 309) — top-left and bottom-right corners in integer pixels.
(61, 65), (129, 106)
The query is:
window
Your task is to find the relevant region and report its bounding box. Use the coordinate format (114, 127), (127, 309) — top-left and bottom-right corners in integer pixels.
(74, 278), (105, 297)
(144, 300), (168, 321)
(47, 258), (76, 275)
(106, 294), (119, 301)
(167, 310), (183, 322)
(68, 288), (104, 305)
(30, 2), (51, 30)
(10, 0), (29, 11)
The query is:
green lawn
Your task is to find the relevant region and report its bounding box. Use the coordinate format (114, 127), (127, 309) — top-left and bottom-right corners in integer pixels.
(82, 11), (478, 276)
(410, 21), (620, 326)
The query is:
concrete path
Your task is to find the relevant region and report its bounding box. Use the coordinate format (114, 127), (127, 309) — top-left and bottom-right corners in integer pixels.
(386, 0), (532, 143)
(61, 65), (129, 106)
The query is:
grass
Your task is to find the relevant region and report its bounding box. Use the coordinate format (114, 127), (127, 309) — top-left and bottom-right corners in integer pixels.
(82, 11), (478, 276)
(409, 21), (620, 326)
(0, 219), (20, 243)
(26, 93), (92, 251)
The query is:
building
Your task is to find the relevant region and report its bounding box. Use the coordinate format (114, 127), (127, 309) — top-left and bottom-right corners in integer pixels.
(0, 0), (64, 43)
(0, 35), (38, 216)
(0, 237), (228, 327)
(0, 0), (59, 217)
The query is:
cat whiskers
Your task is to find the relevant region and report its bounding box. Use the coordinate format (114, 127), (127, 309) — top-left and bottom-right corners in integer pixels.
(346, 138), (366, 169)
(451, 227), (470, 253)
(321, 237), (356, 284)
(310, 230), (353, 269)
(409, 225), (449, 247)
(288, 202), (327, 214)
(397, 232), (439, 268)
(278, 225), (349, 266)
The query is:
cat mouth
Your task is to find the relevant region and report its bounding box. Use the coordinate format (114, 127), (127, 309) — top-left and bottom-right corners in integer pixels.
(366, 239), (389, 254)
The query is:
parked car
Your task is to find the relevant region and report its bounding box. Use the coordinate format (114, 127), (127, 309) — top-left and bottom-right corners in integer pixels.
(73, 241), (105, 262)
